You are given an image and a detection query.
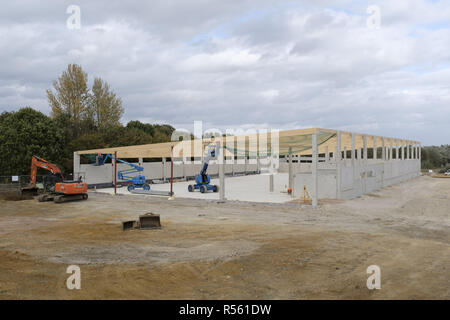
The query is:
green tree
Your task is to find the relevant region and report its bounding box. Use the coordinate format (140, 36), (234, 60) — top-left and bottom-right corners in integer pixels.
(0, 108), (65, 176)
(89, 77), (124, 130)
(421, 145), (450, 169)
(47, 64), (125, 136)
(126, 120), (154, 135)
(46, 64), (90, 137)
(84, 126), (153, 148)
(126, 121), (175, 142)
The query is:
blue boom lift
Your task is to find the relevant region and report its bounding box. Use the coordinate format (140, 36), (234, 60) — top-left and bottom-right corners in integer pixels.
(188, 141), (219, 193)
(97, 154), (150, 192)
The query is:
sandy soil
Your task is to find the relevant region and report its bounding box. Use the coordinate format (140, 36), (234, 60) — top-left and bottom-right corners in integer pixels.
(0, 175), (448, 299)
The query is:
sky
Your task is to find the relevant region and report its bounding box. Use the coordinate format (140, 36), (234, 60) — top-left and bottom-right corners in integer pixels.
(0, 0), (449, 145)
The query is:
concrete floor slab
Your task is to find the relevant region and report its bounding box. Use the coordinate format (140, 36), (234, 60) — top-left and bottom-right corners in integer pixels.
(96, 173), (293, 203)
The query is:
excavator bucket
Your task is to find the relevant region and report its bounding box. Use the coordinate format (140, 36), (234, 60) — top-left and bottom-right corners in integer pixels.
(122, 213), (161, 231)
(20, 185), (39, 196)
(122, 220), (139, 231)
(139, 213), (161, 229)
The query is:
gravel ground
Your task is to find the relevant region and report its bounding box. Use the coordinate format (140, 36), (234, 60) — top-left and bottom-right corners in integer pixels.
(0, 175), (448, 299)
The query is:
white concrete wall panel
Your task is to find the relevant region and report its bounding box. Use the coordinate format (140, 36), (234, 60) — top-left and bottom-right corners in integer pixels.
(80, 163), (113, 184)
(294, 159), (420, 200)
(82, 156), (421, 202)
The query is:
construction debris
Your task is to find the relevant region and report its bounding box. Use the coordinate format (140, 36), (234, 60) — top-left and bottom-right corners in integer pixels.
(130, 189), (172, 196)
(0, 191), (33, 201)
(432, 174), (450, 179)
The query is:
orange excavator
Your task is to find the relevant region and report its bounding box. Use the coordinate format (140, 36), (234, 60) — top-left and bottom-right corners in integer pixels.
(22, 156), (88, 203)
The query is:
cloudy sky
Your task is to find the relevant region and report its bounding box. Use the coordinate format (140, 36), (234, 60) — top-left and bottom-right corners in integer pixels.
(1, 0), (449, 145)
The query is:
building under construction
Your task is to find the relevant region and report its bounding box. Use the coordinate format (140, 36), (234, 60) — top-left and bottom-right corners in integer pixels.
(74, 128), (421, 206)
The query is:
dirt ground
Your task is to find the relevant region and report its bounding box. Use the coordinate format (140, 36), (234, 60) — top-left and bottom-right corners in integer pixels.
(0, 175), (448, 299)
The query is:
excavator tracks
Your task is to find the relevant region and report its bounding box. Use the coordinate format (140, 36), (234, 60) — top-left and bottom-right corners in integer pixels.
(38, 193), (88, 203)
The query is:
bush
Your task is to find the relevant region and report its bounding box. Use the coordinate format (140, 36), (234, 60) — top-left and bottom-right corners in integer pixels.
(0, 108), (65, 175)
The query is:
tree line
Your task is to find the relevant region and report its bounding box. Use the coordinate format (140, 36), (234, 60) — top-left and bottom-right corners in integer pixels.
(421, 145), (450, 171)
(0, 64), (174, 176)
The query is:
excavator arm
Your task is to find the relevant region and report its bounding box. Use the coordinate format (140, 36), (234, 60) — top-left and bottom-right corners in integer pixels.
(30, 155), (64, 186)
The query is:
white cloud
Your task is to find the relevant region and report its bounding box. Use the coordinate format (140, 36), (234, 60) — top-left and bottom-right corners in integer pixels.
(179, 48), (261, 72)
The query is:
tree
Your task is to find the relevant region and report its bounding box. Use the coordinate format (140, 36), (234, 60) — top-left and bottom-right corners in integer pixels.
(126, 120), (154, 135)
(46, 64), (90, 137)
(89, 77), (124, 130)
(0, 108), (65, 175)
(125, 121), (175, 142)
(421, 145), (450, 169)
(114, 127), (153, 147)
(47, 64), (125, 136)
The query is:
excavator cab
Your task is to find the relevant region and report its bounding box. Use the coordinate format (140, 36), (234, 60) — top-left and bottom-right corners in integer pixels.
(42, 173), (64, 192)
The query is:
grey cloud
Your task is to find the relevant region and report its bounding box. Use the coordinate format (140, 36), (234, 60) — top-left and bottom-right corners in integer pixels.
(0, 0), (449, 145)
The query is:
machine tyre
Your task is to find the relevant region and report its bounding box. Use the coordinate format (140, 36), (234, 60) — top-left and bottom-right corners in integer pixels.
(127, 185), (135, 192)
(213, 185), (219, 193)
(200, 185), (206, 193)
(143, 184), (150, 191)
(188, 185), (194, 192)
(82, 193), (88, 200)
